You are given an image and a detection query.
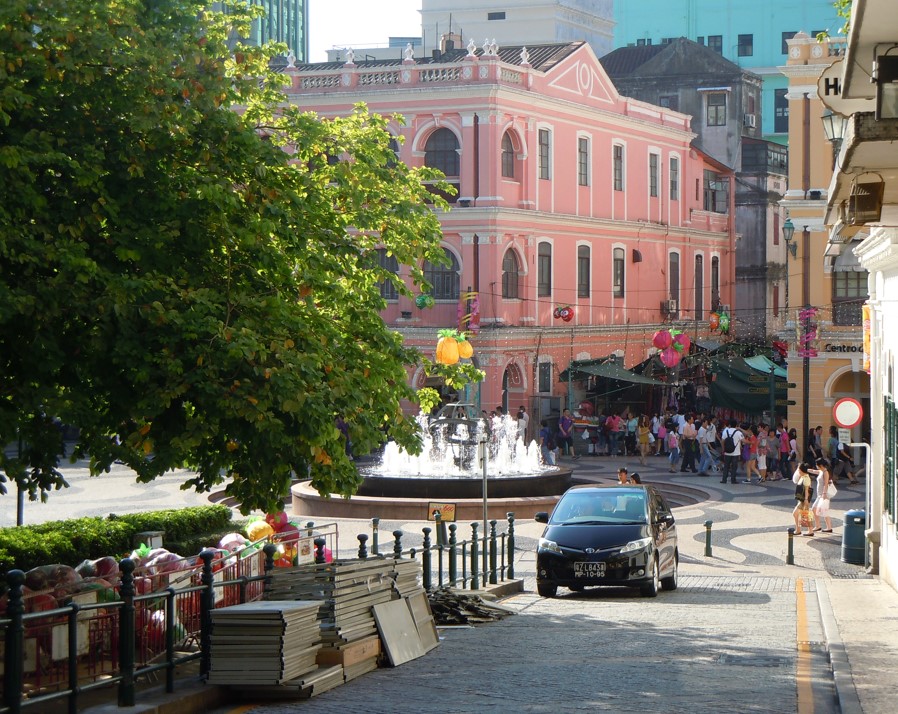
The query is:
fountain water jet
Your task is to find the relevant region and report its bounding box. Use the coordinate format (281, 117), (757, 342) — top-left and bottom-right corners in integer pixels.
(291, 404), (572, 519)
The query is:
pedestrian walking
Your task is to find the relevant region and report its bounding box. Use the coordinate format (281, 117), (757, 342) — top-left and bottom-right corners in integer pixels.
(517, 405), (530, 443)
(666, 429), (680, 473)
(606, 411), (624, 457)
(679, 415), (698, 473)
(743, 425), (763, 484)
(812, 458), (835, 533)
(539, 420), (557, 466)
(792, 462), (818, 536)
(558, 408), (578, 459)
(697, 417), (720, 475)
(637, 415), (651, 466)
(720, 419), (743, 484)
(805, 426), (824, 463)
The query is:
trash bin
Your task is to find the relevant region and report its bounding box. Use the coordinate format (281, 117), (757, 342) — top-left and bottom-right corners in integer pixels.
(841, 509), (866, 565)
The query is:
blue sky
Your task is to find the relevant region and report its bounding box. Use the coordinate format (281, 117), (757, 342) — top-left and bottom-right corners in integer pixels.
(309, 0), (421, 62)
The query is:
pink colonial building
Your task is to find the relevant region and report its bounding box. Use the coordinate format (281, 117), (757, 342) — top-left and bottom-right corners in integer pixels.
(285, 39), (736, 418)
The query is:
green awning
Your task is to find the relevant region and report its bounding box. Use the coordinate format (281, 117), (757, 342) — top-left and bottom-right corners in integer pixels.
(560, 360), (668, 386)
(744, 355), (787, 379)
(558, 357), (611, 383)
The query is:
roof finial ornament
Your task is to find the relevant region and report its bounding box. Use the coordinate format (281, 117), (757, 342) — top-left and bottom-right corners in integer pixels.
(404, 43), (414, 61)
(286, 49), (296, 68)
(490, 39), (498, 55)
(520, 46), (530, 65)
(344, 47), (355, 65)
(467, 38), (477, 56)
(482, 38), (491, 55)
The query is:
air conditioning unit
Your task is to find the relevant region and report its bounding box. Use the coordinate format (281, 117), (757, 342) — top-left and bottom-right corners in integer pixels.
(743, 113), (756, 128)
(661, 299), (678, 315)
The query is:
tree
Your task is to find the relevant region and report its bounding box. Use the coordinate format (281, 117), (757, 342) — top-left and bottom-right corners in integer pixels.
(0, 0), (480, 514)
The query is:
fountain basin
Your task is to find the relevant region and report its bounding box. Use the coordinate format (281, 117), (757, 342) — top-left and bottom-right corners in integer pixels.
(291, 467), (572, 521)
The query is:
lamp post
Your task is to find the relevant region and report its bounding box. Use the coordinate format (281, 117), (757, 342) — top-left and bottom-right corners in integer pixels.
(782, 218), (796, 318)
(821, 109), (848, 170)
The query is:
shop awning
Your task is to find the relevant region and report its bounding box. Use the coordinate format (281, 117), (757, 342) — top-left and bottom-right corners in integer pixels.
(560, 359), (668, 386)
(744, 355), (787, 379)
(558, 357), (611, 383)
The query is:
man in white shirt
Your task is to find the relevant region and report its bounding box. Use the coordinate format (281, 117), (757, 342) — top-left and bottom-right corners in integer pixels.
(720, 419), (744, 484)
(697, 417), (719, 475)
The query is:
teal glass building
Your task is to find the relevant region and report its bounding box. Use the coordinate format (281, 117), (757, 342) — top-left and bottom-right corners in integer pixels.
(613, 0), (842, 143)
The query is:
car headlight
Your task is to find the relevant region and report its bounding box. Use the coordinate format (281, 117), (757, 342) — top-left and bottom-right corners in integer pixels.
(538, 537), (563, 555)
(619, 537), (652, 555)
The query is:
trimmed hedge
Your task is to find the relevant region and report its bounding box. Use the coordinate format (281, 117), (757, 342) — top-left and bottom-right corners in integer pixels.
(0, 506), (234, 577)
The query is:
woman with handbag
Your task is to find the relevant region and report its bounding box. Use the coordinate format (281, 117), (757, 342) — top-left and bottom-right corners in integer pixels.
(812, 457), (835, 533)
(792, 462), (818, 536)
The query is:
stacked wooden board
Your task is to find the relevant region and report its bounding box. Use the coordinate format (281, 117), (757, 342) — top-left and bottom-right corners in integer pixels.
(207, 600), (321, 685)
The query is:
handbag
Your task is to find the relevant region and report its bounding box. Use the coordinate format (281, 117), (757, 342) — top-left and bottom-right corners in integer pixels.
(826, 481), (837, 499)
(794, 483), (813, 501)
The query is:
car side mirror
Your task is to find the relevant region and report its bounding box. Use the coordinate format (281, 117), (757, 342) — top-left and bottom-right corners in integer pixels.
(534, 512), (549, 524)
(659, 513), (675, 526)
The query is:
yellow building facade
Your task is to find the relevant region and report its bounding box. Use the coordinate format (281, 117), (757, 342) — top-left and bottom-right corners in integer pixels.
(781, 33), (870, 448)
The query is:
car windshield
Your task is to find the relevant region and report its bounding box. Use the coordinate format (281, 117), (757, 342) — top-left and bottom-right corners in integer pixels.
(550, 492), (648, 525)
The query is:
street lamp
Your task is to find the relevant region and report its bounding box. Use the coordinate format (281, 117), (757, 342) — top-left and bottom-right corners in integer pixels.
(782, 217), (797, 257)
(821, 109), (848, 170)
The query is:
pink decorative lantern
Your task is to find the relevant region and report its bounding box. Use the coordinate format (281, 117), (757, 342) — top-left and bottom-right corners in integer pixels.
(674, 332), (691, 353)
(660, 347), (681, 368)
(652, 330), (672, 350)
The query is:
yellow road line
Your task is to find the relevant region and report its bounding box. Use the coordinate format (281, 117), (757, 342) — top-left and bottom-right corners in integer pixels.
(796, 577), (814, 714)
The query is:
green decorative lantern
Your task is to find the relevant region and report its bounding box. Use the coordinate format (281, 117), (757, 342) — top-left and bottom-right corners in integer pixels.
(415, 294), (434, 309)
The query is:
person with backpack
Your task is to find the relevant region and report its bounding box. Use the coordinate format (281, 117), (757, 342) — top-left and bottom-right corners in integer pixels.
(720, 419), (744, 484)
(539, 420), (557, 466)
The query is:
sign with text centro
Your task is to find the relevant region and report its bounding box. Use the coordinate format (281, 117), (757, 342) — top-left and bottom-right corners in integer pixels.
(833, 397), (863, 429)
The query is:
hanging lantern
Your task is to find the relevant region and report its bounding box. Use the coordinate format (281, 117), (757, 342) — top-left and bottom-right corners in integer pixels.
(674, 332), (691, 353)
(652, 329), (672, 350)
(718, 312), (730, 334)
(562, 307), (574, 322)
(435, 329), (460, 365)
(553, 307), (562, 319)
(660, 347), (681, 368)
(709, 312), (720, 330)
(457, 336), (474, 359)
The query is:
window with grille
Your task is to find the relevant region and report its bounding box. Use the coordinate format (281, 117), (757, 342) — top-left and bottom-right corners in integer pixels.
(711, 256), (720, 310)
(538, 129), (551, 180)
(424, 128), (459, 177)
(669, 156), (679, 200)
(613, 144), (624, 191)
(707, 35), (722, 54)
(649, 153), (659, 197)
(832, 270), (868, 325)
(613, 247), (625, 298)
(538, 242), (552, 296)
(578, 137), (589, 186)
(502, 249), (520, 299)
(501, 132), (516, 179)
(706, 93), (726, 126)
(377, 249), (399, 301)
(578, 246), (590, 298)
(659, 95), (679, 111)
(704, 170), (728, 212)
(423, 248), (460, 300)
(737, 34), (753, 57)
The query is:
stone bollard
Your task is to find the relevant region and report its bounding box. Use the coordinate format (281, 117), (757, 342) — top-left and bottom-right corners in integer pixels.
(506, 512), (516, 579)
(371, 517), (380, 556)
(470, 522), (480, 590)
(392, 530), (403, 558)
(448, 523), (458, 585)
(421, 527), (432, 590)
(787, 528), (795, 565)
(357, 533), (369, 559)
(704, 520), (713, 557)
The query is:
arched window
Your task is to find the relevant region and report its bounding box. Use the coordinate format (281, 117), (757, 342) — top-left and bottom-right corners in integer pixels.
(424, 128), (459, 177)
(577, 246), (590, 298)
(501, 133), (516, 179)
(423, 248), (460, 300)
(377, 248), (399, 301)
(387, 136), (400, 168)
(537, 242), (552, 297)
(502, 249), (520, 299)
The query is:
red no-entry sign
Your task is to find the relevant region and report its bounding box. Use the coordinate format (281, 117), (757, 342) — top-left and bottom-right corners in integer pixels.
(833, 398), (863, 429)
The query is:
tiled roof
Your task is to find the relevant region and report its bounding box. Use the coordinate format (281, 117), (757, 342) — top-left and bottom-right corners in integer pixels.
(293, 42), (585, 74)
(599, 44), (667, 77)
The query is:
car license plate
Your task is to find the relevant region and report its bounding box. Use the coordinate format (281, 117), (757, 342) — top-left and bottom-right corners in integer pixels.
(574, 561), (605, 578)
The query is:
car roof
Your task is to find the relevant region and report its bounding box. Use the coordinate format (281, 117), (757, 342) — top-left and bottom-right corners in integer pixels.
(563, 484), (651, 495)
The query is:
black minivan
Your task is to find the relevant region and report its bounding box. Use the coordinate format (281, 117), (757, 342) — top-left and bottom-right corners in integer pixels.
(534, 484), (678, 598)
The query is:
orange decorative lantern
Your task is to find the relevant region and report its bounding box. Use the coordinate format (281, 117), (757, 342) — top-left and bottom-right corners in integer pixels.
(436, 329), (460, 365)
(457, 336), (474, 359)
(709, 312), (720, 330)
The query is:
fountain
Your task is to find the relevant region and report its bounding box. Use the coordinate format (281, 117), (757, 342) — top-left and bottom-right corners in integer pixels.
(291, 404), (572, 520)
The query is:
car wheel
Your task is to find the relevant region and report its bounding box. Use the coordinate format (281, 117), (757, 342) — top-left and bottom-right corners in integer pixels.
(568, 584), (585, 592)
(661, 551), (678, 591)
(537, 582), (557, 598)
(640, 556), (660, 598)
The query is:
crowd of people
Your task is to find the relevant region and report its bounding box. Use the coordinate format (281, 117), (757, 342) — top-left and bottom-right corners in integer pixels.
(534, 408), (861, 491)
